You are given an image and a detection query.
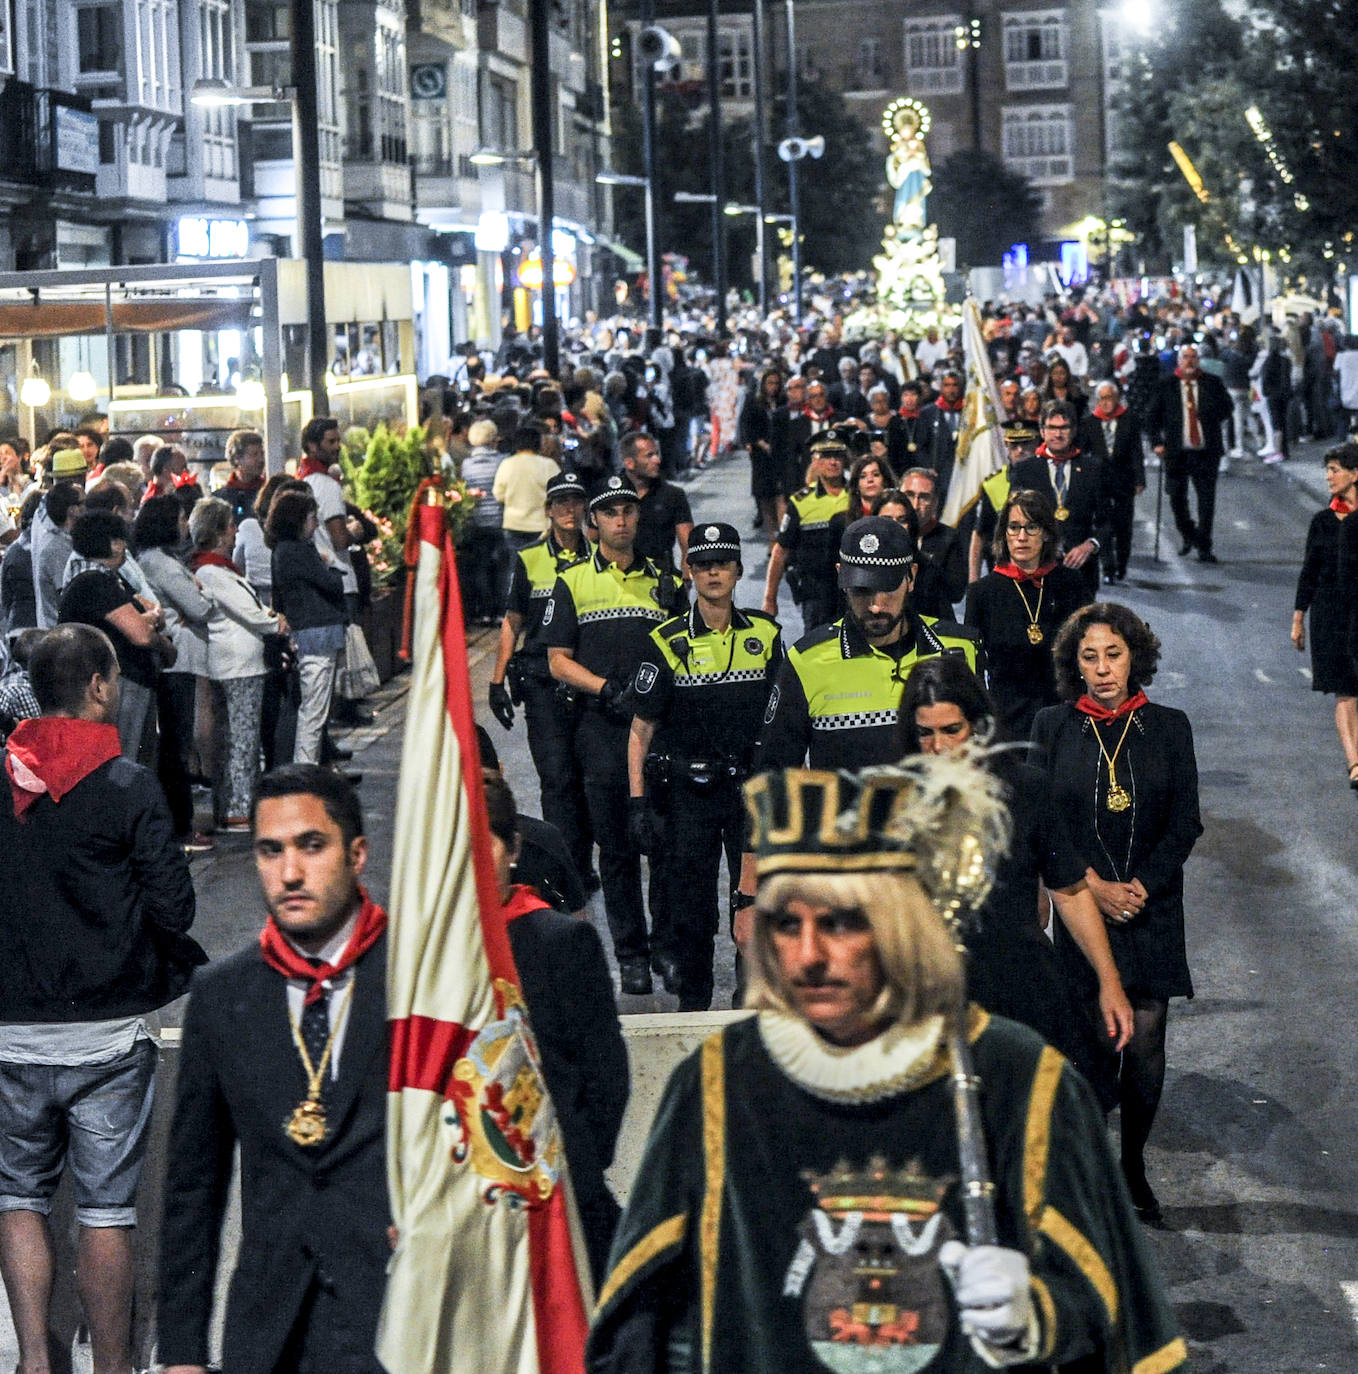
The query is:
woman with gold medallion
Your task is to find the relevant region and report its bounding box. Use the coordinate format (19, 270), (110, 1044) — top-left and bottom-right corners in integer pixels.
(1031, 603), (1202, 1224)
(964, 488), (1090, 739)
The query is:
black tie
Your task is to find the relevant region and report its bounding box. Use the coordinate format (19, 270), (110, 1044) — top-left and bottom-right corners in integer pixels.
(301, 960), (331, 1093)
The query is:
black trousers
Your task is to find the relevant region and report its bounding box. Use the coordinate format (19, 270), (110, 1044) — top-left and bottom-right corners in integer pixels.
(1164, 451), (1219, 552)
(1103, 485), (1137, 578)
(520, 675), (593, 878)
(576, 708), (649, 963)
(658, 780), (744, 1007)
(276, 1271), (384, 1374)
(156, 673), (196, 838)
(796, 580), (839, 634)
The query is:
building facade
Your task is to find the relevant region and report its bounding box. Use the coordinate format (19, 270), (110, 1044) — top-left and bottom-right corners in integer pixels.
(609, 0), (1136, 254)
(0, 0), (613, 392)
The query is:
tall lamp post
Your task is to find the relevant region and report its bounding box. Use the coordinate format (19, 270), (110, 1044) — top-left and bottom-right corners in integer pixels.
(750, 0), (770, 317)
(705, 0), (727, 336)
(528, 0), (559, 376)
(783, 0), (802, 325)
(191, 76), (329, 414)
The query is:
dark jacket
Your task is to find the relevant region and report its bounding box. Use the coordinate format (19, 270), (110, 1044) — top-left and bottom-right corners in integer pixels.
(270, 536), (346, 629)
(1148, 370), (1232, 461)
(0, 753), (203, 1020)
(1, 532), (36, 633)
(157, 935), (390, 1372)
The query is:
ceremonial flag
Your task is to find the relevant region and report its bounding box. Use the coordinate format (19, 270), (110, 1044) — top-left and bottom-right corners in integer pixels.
(378, 489), (592, 1374)
(942, 298), (1008, 528)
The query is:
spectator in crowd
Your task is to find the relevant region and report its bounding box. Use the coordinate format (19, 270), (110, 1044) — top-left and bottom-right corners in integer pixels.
(493, 422), (560, 555)
(740, 368), (784, 536)
(459, 418), (508, 625)
(217, 429), (268, 525)
(268, 489), (346, 767)
(1, 489), (43, 639)
(0, 626), (43, 727)
(74, 426), (103, 477)
(0, 436), (31, 506)
(0, 624), (204, 1374)
(621, 430), (693, 577)
(135, 495), (215, 853)
(33, 462), (87, 627)
(234, 475), (306, 603)
(190, 497), (288, 831)
(57, 509), (172, 763)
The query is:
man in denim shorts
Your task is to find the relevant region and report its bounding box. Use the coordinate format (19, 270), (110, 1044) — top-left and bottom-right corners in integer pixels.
(0, 625), (203, 1374)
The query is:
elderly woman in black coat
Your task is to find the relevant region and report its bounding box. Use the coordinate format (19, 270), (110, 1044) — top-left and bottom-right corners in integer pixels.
(1031, 603), (1202, 1224)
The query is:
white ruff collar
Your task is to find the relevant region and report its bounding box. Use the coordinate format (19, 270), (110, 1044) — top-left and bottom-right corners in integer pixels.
(757, 1011), (951, 1104)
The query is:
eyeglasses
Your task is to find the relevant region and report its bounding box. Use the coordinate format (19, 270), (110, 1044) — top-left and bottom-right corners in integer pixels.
(1006, 521), (1042, 537)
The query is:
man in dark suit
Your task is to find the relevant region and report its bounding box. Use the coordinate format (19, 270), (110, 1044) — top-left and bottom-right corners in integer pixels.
(769, 374), (813, 499)
(919, 368), (967, 499)
(827, 356), (869, 420)
(1008, 399), (1110, 598)
(1148, 342), (1232, 563)
(158, 766), (391, 1374)
(483, 773), (628, 1285)
(1082, 379), (1146, 583)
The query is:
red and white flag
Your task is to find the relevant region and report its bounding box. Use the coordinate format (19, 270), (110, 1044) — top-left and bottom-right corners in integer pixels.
(378, 493), (593, 1374)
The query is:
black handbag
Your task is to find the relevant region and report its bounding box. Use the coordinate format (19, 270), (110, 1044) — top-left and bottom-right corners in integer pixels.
(263, 632), (296, 675)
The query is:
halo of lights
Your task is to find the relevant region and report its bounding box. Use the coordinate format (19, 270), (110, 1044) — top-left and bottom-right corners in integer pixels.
(882, 98), (931, 142)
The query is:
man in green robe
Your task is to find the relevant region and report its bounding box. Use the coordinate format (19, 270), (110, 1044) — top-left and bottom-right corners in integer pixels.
(588, 762), (1186, 1374)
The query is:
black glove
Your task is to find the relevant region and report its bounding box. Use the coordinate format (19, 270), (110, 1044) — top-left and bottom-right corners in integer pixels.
(488, 681), (515, 730)
(627, 796), (660, 854)
(598, 674), (631, 722)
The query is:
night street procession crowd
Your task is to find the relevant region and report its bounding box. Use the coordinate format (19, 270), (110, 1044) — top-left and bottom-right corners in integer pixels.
(6, 282), (1358, 1372)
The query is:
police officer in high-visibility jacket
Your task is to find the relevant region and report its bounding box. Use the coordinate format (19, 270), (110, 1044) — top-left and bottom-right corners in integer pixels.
(544, 473), (683, 995)
(488, 469), (594, 885)
(755, 514), (982, 772)
(625, 522), (783, 1011)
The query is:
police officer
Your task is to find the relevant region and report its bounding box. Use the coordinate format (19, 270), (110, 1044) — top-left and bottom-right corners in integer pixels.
(544, 473), (683, 995)
(488, 469), (595, 886)
(762, 433), (851, 631)
(626, 522), (782, 1011)
(756, 514), (982, 772)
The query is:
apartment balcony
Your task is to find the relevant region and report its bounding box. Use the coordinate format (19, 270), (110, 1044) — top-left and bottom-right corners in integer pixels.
(0, 83), (99, 193)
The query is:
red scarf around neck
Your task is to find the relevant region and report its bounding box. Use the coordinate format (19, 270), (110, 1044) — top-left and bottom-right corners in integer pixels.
(994, 560), (1058, 583)
(1035, 442), (1079, 463)
(1330, 496), (1354, 517)
(297, 456), (331, 480)
(932, 395), (965, 413)
(5, 717), (122, 819)
(225, 472), (265, 492)
(259, 887), (387, 1004)
(803, 405), (835, 422)
(1096, 405), (1128, 421)
(1173, 367), (1200, 382)
(190, 549), (238, 573)
(502, 884), (551, 922)
(1075, 689), (1149, 722)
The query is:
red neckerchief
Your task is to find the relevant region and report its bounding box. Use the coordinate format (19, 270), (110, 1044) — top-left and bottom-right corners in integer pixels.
(5, 717), (123, 820)
(1331, 496), (1354, 517)
(225, 473), (264, 492)
(259, 888), (387, 1005)
(172, 471), (200, 489)
(189, 549), (237, 573)
(297, 456), (330, 480)
(1096, 405), (1128, 421)
(88, 463), (106, 480)
(933, 396), (965, 412)
(1075, 689), (1149, 722)
(802, 405), (835, 422)
(502, 883), (551, 922)
(1174, 367), (1200, 382)
(1035, 442), (1080, 464)
(899, 404), (921, 419)
(993, 560), (1058, 583)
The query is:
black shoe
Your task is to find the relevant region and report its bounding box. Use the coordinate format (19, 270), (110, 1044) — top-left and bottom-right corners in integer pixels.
(581, 869), (602, 897)
(651, 951), (682, 994)
(332, 702), (375, 726)
(329, 769), (364, 787)
(619, 957), (652, 996)
(1177, 536), (1197, 556)
(323, 740), (354, 762)
(1122, 1162), (1163, 1223)
(678, 992), (712, 1012)
(1197, 549), (1220, 564)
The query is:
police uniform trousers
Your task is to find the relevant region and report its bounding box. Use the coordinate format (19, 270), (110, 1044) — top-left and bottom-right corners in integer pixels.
(658, 777), (745, 1007)
(795, 578), (839, 635)
(520, 674), (594, 878)
(575, 705), (651, 963)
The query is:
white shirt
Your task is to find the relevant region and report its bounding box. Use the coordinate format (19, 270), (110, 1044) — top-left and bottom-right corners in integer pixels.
(1052, 340), (1089, 380)
(1179, 376), (1204, 451)
(914, 337), (949, 376)
(305, 470), (358, 596)
(283, 910), (359, 1082)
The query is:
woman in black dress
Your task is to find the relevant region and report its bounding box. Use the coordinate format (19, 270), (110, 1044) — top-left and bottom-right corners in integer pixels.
(1292, 442), (1358, 787)
(739, 368), (784, 537)
(1032, 604), (1203, 1222)
(863, 384), (907, 472)
(965, 487), (1091, 739)
(901, 656), (1133, 1084)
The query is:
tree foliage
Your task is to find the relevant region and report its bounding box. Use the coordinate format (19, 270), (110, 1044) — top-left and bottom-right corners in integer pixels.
(929, 151), (1042, 269)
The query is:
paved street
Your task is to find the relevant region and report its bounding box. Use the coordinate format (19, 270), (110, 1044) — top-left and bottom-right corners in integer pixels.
(7, 442), (1358, 1369)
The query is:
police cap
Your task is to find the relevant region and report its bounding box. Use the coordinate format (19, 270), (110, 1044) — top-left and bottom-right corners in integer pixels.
(837, 515), (917, 593)
(546, 470), (588, 501)
(686, 521), (741, 564)
(587, 473), (641, 514)
(808, 432), (851, 465)
(1001, 419), (1040, 445)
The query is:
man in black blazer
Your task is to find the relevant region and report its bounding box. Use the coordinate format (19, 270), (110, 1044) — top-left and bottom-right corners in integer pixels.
(918, 369), (967, 499)
(1147, 342), (1232, 562)
(770, 374), (813, 498)
(1082, 380), (1146, 583)
(1007, 399), (1110, 598)
(158, 766), (391, 1374)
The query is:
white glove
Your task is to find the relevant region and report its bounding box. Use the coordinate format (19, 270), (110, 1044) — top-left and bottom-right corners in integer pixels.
(938, 1240), (1038, 1365)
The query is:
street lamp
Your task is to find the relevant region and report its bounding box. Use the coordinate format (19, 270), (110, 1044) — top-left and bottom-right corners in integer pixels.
(597, 170), (659, 332)
(190, 50), (328, 417)
(469, 148), (537, 167)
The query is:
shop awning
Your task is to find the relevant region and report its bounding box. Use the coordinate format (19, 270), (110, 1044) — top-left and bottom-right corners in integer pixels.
(0, 297), (256, 341)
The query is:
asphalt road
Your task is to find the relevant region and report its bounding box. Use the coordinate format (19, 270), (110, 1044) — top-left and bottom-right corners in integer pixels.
(7, 441), (1358, 1369)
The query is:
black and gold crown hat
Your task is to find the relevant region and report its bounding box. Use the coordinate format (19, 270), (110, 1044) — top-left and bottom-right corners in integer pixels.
(743, 757), (1014, 916)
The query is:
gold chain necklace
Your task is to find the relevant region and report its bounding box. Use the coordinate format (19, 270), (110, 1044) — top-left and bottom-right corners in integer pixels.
(284, 976), (356, 1147)
(1090, 710), (1137, 812)
(1011, 574), (1046, 644)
